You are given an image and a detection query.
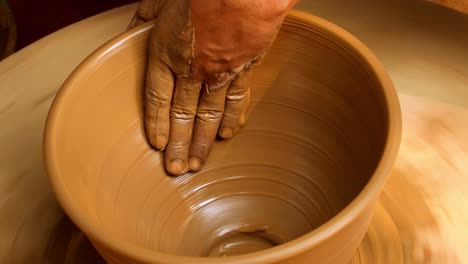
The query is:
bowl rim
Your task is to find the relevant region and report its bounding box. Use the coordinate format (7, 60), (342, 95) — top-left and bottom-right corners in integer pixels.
(44, 9), (402, 264)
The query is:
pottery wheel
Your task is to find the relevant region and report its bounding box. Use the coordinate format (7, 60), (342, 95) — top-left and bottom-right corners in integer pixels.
(1, 1), (467, 263)
(37, 94), (468, 263)
(354, 95), (468, 263)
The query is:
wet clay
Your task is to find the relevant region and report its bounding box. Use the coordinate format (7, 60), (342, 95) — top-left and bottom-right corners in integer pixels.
(44, 10), (401, 264)
(41, 94), (468, 264)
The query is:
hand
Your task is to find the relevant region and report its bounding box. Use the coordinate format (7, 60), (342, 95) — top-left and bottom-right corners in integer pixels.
(129, 0), (299, 176)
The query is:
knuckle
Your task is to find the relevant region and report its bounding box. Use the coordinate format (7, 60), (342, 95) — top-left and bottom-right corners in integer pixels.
(206, 73), (235, 91)
(167, 140), (190, 149)
(155, 70), (174, 85)
(145, 116), (169, 136)
(244, 54), (266, 70)
(222, 111), (241, 120)
(171, 106), (196, 123)
(226, 92), (246, 102)
(215, 71), (236, 83)
(191, 139), (208, 150)
(197, 109), (223, 123)
(157, 119), (169, 127)
(145, 88), (171, 107)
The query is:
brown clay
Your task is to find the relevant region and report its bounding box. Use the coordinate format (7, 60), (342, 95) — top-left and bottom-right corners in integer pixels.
(44, 10), (401, 264)
(39, 94), (468, 264)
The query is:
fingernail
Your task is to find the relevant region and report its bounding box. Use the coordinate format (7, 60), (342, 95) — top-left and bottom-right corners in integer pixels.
(219, 127), (233, 138)
(189, 157), (202, 171)
(169, 159), (186, 176)
(155, 135), (167, 150)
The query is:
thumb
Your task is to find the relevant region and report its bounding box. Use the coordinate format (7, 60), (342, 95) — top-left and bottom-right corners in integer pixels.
(128, 0), (170, 29)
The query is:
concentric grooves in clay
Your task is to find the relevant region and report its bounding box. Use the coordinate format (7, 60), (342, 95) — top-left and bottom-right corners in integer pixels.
(46, 12), (395, 264)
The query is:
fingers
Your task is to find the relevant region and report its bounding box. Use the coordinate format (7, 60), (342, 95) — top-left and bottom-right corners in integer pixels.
(165, 78), (202, 176)
(144, 59), (174, 151)
(218, 72), (250, 139)
(189, 83), (230, 171)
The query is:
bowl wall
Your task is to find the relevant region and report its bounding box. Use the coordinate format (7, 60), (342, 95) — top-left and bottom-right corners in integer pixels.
(45, 10), (401, 264)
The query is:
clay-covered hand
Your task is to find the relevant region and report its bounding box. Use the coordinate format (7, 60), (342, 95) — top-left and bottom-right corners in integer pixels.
(129, 0), (299, 176)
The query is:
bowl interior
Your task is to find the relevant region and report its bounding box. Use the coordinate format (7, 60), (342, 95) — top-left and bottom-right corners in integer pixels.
(48, 16), (388, 258)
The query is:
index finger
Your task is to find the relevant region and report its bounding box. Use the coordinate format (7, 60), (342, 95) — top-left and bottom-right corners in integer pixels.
(164, 78), (201, 176)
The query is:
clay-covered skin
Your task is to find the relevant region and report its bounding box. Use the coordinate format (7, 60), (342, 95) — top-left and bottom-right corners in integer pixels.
(44, 11), (401, 264)
(128, 0), (299, 176)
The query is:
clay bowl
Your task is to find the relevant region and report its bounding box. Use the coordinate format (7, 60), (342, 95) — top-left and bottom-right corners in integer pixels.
(44, 10), (401, 264)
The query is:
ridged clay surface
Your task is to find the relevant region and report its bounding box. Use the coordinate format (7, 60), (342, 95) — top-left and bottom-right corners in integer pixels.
(44, 10), (399, 264)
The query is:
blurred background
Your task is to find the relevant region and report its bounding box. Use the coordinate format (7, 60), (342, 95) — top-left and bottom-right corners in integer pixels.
(0, 0), (467, 61)
(0, 0), (468, 60)
(1, 0), (136, 60)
